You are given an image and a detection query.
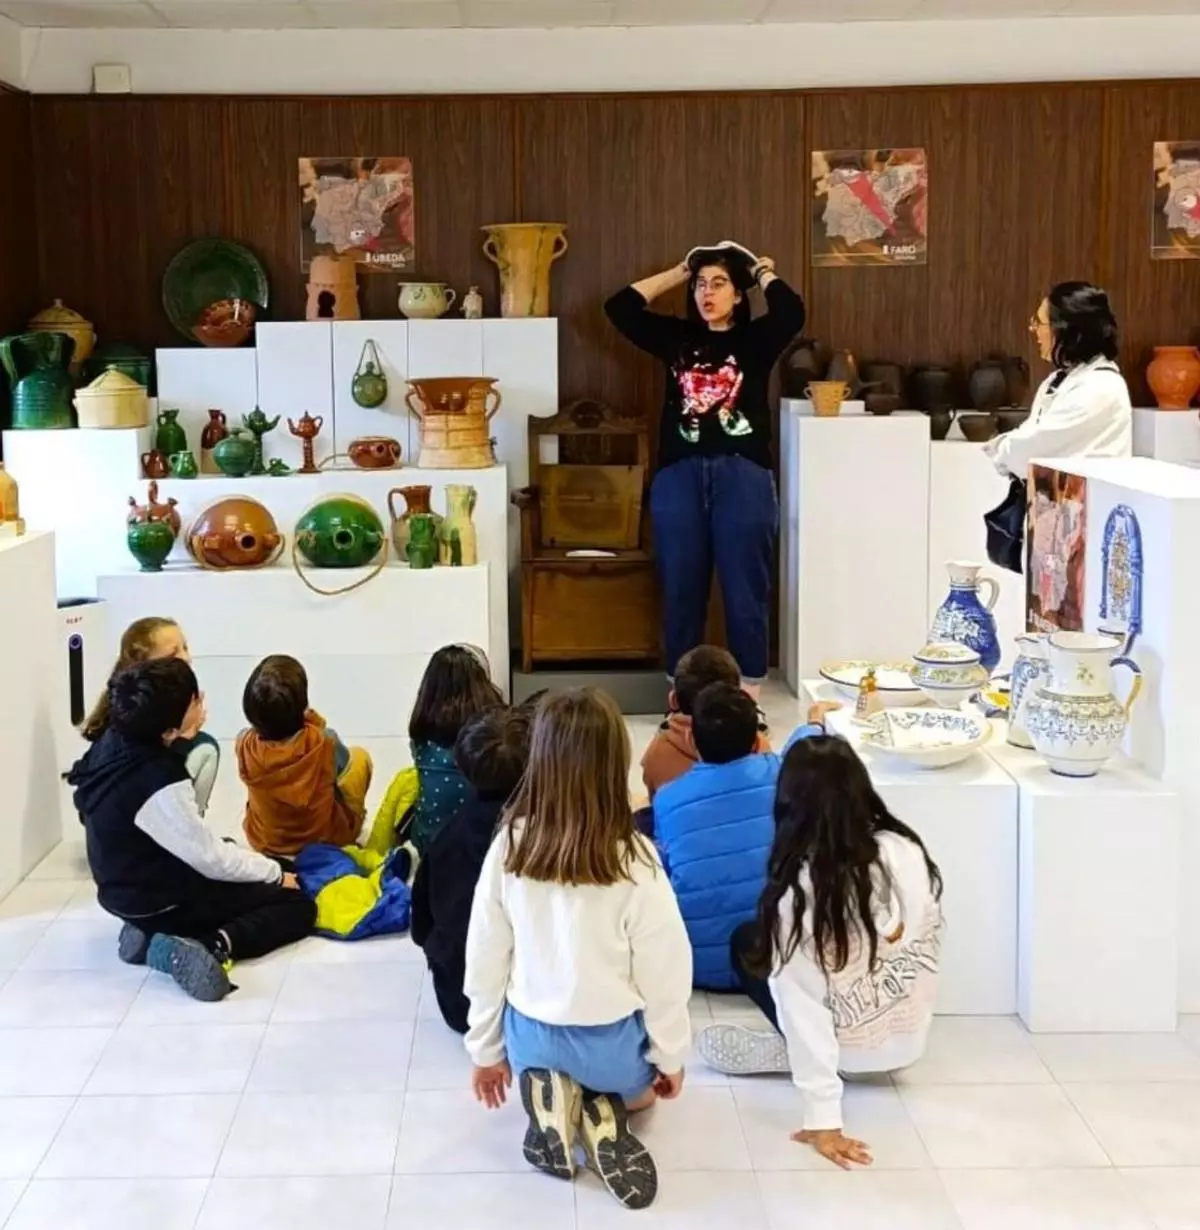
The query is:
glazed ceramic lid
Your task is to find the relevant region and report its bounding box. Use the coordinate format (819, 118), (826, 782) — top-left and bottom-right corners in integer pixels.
(29, 298), (93, 328)
(76, 369), (145, 399)
(912, 641), (982, 665)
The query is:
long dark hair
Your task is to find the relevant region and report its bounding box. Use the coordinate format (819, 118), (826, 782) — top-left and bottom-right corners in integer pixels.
(1047, 280), (1119, 369)
(408, 643), (503, 747)
(685, 250), (754, 328)
(747, 736), (943, 978)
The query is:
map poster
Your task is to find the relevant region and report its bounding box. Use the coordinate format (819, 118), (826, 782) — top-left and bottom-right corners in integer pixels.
(811, 148), (928, 267)
(1152, 140), (1200, 260)
(299, 156), (415, 273)
(1026, 464), (1087, 634)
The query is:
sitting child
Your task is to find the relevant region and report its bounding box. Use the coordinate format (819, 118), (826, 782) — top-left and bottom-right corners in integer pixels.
(411, 706), (531, 1034)
(652, 683), (778, 991)
(81, 616), (220, 815)
(641, 645), (771, 800)
(237, 654), (372, 858)
(390, 644), (503, 855)
(68, 658), (315, 1001)
(695, 736), (944, 1169)
(466, 688), (692, 1211)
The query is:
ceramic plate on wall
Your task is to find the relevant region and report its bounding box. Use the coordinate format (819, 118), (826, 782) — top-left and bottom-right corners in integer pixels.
(162, 239), (270, 343)
(818, 659), (920, 707)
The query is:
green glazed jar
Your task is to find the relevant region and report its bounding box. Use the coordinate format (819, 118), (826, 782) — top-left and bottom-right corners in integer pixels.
(155, 407), (188, 456)
(211, 429), (257, 477)
(406, 513), (438, 569)
(294, 494), (385, 568)
(127, 519), (175, 572)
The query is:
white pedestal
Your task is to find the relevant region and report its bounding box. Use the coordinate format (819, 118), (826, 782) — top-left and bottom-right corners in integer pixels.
(96, 562), (493, 741)
(988, 738), (1179, 1032)
(780, 410), (930, 689)
(802, 681), (1018, 1016)
(928, 441), (1025, 672)
(0, 532), (64, 900)
(1131, 408), (1200, 465)
(1043, 455), (1200, 1011)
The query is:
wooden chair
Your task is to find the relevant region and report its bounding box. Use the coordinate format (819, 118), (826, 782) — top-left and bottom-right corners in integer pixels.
(512, 399), (659, 672)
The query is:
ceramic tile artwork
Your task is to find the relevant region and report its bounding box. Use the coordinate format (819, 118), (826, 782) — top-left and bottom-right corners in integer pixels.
(1026, 464), (1088, 633)
(1099, 503), (1144, 640)
(2, 683), (1200, 1230)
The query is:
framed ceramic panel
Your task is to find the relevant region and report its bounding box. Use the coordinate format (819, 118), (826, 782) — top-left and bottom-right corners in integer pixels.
(330, 320), (413, 459)
(1026, 463), (1087, 633)
(254, 321), (335, 472)
(1099, 503), (1144, 640)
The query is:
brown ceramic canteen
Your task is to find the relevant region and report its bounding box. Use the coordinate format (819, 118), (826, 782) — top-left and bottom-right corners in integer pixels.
(186, 497), (283, 569)
(347, 436), (402, 469)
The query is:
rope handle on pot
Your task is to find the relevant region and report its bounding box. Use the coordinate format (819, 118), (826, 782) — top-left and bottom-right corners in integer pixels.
(290, 536), (390, 597)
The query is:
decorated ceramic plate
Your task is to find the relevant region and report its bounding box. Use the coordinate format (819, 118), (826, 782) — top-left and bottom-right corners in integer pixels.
(162, 239), (270, 344)
(818, 660), (921, 708)
(860, 707), (991, 770)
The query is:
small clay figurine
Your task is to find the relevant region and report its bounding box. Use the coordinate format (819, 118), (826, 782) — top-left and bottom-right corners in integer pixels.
(854, 667), (884, 723)
(266, 458), (293, 477)
(462, 286), (484, 320)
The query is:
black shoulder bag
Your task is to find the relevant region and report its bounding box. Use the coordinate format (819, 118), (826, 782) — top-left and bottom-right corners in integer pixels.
(984, 476), (1026, 575)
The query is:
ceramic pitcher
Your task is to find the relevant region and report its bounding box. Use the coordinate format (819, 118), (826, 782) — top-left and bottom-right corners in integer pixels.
(1007, 632), (1051, 749)
(0, 332), (77, 429)
(929, 561), (1001, 672)
(481, 222), (568, 318)
(1024, 632), (1143, 778)
(440, 484), (478, 566)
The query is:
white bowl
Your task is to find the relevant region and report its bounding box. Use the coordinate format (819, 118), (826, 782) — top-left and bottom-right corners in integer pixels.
(860, 707), (991, 770)
(910, 642), (990, 710)
(818, 660), (921, 709)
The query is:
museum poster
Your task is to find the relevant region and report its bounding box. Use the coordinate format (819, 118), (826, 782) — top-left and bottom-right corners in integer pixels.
(1152, 141), (1200, 259)
(299, 157), (415, 272)
(811, 148), (928, 267)
(1026, 464), (1087, 633)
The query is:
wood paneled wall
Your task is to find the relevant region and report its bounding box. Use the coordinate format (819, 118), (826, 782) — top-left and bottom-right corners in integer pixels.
(0, 88), (35, 337)
(20, 82), (1200, 415)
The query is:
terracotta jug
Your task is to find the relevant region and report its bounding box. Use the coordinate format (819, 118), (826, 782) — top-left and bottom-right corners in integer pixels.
(440, 484), (478, 566)
(481, 222), (568, 318)
(141, 449), (169, 479)
(187, 497), (283, 570)
(388, 484), (443, 557)
(1146, 345), (1200, 409)
(200, 409), (228, 474)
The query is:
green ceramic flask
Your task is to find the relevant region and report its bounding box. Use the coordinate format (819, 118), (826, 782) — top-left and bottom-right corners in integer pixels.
(406, 513), (438, 569)
(294, 494), (386, 568)
(155, 407), (188, 455)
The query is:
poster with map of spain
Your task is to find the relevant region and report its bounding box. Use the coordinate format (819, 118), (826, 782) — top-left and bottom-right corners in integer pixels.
(299, 157), (415, 272)
(811, 148), (928, 267)
(1152, 141), (1200, 259)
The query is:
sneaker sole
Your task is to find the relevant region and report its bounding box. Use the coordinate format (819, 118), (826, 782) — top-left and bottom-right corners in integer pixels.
(146, 934), (231, 1002)
(519, 1068), (579, 1181)
(580, 1093), (657, 1211)
(117, 922), (150, 965)
(696, 1023), (790, 1076)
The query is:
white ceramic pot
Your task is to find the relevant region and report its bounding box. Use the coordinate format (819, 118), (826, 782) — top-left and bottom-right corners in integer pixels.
(397, 282), (456, 320)
(910, 641), (989, 709)
(1007, 632), (1051, 749)
(1024, 631), (1143, 777)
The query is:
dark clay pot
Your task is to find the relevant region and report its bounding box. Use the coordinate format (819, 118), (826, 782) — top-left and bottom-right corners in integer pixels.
(1000, 354), (1031, 407)
(928, 408), (957, 441)
(826, 349), (860, 394)
(780, 338), (828, 398)
(909, 364), (957, 412)
(968, 360), (1009, 411)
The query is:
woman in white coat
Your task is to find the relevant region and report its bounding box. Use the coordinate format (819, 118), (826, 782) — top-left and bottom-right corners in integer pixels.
(987, 281), (1132, 479)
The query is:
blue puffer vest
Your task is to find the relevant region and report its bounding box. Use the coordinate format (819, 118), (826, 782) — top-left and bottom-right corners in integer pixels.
(653, 752), (780, 991)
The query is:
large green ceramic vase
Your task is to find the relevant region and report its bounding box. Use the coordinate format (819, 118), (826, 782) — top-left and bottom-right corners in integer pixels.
(294, 494), (385, 568)
(0, 332), (76, 429)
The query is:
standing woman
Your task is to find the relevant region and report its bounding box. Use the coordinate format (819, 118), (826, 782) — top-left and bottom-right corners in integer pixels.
(605, 243), (805, 696)
(987, 281), (1132, 480)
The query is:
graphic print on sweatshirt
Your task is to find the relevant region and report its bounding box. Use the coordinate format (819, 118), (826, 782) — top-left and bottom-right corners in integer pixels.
(672, 348), (749, 444)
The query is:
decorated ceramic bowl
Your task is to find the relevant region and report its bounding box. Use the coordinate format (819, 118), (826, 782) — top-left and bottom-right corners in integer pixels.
(910, 641), (990, 709)
(860, 707), (991, 770)
(817, 659), (921, 709)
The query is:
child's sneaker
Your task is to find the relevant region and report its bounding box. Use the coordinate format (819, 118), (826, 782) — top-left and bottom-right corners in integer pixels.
(578, 1091), (657, 1210)
(519, 1068), (580, 1181)
(696, 1023), (789, 1075)
(146, 934), (232, 1002)
(116, 922), (150, 965)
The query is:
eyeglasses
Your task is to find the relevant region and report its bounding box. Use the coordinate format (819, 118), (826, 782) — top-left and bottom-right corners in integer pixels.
(1029, 314), (1050, 331)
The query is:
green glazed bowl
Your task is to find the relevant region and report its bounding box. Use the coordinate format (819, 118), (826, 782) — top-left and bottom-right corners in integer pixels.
(162, 239), (270, 344)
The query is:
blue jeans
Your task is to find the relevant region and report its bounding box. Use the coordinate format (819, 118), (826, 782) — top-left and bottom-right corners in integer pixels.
(650, 455), (778, 682)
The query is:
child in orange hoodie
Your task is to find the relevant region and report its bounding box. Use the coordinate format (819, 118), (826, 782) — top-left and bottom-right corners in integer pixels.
(237, 655), (373, 858)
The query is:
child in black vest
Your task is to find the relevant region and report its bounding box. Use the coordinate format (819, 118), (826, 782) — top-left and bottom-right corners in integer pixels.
(68, 657), (315, 1002)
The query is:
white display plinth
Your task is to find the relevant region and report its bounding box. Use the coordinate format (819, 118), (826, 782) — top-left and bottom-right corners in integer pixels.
(1131, 408), (1200, 466)
(2, 427), (152, 598)
(928, 440), (1025, 672)
(780, 410), (931, 688)
(96, 561), (492, 742)
(0, 532), (64, 900)
(802, 680), (1018, 1016)
(1041, 455), (1200, 1011)
(988, 738), (1179, 1033)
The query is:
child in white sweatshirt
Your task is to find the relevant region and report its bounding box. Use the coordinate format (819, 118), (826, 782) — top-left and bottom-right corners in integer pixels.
(464, 687), (693, 1211)
(696, 734), (944, 1169)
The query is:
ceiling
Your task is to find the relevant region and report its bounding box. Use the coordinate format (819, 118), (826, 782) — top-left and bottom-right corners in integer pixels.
(0, 0), (1192, 27)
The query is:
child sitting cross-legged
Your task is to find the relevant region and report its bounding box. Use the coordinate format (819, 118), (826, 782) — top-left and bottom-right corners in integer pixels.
(68, 658), (315, 1002)
(411, 704), (532, 1035)
(465, 688), (693, 1211)
(237, 654), (373, 859)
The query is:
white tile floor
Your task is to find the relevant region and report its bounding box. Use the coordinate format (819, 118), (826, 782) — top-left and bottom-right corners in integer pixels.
(0, 685), (1198, 1227)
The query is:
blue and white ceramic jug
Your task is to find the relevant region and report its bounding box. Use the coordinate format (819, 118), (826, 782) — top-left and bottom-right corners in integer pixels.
(929, 560), (1001, 672)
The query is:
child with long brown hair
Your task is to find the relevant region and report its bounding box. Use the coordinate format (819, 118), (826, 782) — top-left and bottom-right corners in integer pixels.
(464, 688), (692, 1212)
(81, 617), (220, 815)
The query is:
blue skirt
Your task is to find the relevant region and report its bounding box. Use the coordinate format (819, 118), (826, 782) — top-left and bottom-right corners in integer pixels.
(504, 1004), (656, 1101)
